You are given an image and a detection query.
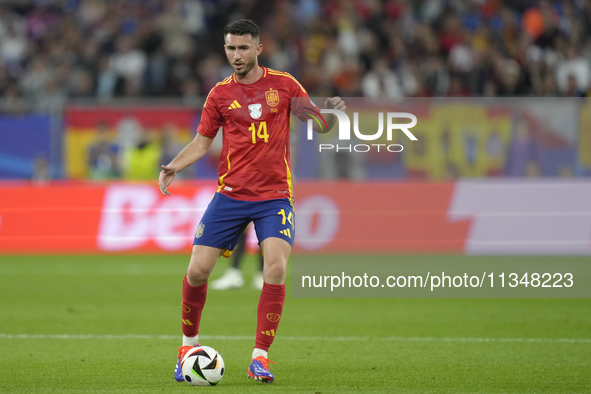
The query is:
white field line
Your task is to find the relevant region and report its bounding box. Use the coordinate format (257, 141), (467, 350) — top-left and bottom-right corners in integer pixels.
(0, 333), (589, 344)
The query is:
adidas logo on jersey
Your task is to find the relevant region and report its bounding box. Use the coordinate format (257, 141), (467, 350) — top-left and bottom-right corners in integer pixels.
(228, 100), (241, 110)
(279, 229), (291, 238)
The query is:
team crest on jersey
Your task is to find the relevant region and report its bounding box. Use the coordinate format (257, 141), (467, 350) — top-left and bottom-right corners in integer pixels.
(196, 223), (205, 238)
(249, 104), (262, 119)
(265, 89), (280, 107)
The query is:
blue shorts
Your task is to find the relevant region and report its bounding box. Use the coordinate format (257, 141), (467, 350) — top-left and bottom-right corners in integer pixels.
(193, 193), (295, 256)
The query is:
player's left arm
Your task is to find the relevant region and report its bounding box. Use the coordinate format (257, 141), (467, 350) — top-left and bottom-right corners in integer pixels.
(289, 75), (345, 134)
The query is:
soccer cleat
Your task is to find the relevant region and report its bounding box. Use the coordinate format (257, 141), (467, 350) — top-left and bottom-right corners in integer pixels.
(174, 345), (196, 382)
(210, 267), (244, 290)
(247, 356), (275, 383)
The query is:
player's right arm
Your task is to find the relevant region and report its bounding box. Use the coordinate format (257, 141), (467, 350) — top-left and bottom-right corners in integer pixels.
(159, 86), (222, 196)
(159, 133), (215, 196)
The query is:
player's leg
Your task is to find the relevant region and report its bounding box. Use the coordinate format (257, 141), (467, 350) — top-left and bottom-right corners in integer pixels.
(176, 192), (249, 381)
(259, 237), (290, 284)
(186, 244), (224, 286)
(182, 245), (225, 342)
(256, 237), (290, 350)
(210, 232), (246, 290)
(176, 245), (223, 381)
(183, 245), (224, 342)
(248, 237), (290, 383)
(248, 199), (294, 383)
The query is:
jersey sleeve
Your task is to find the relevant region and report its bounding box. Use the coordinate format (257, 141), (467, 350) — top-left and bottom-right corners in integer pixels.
(287, 76), (322, 123)
(196, 87), (223, 138)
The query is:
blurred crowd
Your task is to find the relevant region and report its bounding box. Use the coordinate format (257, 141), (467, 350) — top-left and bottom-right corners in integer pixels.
(85, 120), (191, 181)
(1, 0), (591, 114)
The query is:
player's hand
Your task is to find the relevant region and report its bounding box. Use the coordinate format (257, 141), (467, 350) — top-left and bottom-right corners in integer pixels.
(324, 96), (346, 112)
(159, 165), (177, 196)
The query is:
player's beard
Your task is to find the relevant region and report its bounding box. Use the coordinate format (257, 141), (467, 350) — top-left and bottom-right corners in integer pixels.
(233, 55), (257, 76)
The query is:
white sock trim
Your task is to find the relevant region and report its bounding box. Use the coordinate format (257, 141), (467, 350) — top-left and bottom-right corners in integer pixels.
(183, 335), (199, 347)
(252, 348), (268, 360)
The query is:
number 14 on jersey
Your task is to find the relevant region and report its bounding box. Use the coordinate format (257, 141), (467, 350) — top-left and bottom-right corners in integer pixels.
(250, 121), (269, 144)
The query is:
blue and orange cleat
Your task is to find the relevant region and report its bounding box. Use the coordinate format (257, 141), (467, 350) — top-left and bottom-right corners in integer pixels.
(174, 345), (195, 382)
(247, 356), (275, 383)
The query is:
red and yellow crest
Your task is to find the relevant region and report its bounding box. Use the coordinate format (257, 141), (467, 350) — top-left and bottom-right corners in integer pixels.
(266, 313), (281, 322)
(265, 89), (280, 107)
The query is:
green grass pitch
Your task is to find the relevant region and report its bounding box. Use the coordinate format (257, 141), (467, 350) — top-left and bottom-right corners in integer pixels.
(1, 254), (589, 393)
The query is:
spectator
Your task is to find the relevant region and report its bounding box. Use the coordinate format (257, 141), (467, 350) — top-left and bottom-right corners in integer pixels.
(0, 0), (590, 104)
(96, 55), (119, 99)
(122, 128), (161, 181)
(555, 44), (591, 95)
(361, 58), (402, 98)
(87, 122), (121, 180)
(32, 155), (51, 186)
(562, 74), (586, 97)
(35, 78), (66, 113)
(110, 36), (147, 96)
(0, 83), (29, 114)
(0, 23), (26, 69)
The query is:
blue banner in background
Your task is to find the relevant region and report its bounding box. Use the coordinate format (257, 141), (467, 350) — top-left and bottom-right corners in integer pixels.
(0, 115), (54, 179)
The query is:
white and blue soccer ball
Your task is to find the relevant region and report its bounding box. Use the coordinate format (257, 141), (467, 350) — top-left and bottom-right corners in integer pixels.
(181, 346), (225, 386)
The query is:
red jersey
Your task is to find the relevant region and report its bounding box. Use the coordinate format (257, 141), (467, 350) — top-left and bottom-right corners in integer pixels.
(197, 66), (313, 202)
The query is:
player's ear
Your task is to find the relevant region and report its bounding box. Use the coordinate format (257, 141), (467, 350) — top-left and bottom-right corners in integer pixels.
(256, 43), (263, 56)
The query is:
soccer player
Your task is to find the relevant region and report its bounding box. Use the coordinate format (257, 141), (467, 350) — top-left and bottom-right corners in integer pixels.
(158, 19), (345, 384)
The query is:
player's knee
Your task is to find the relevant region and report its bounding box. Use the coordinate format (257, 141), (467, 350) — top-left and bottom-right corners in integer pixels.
(264, 257), (287, 282)
(186, 264), (211, 286)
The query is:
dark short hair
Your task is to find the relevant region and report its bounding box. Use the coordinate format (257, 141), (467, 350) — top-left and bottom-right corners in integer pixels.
(223, 19), (260, 42)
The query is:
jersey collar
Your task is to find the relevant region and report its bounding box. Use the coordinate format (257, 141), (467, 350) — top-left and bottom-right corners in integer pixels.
(232, 66), (267, 84)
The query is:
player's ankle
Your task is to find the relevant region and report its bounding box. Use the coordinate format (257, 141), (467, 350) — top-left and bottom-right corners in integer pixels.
(183, 335), (199, 347)
(252, 348), (268, 360)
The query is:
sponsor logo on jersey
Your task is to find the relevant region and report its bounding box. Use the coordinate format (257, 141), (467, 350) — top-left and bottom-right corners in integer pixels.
(266, 313), (281, 322)
(249, 104), (262, 119)
(265, 89), (280, 107)
(196, 223), (205, 238)
(228, 100), (241, 110)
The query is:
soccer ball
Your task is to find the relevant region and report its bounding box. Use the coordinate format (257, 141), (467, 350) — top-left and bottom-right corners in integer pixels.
(181, 346), (225, 386)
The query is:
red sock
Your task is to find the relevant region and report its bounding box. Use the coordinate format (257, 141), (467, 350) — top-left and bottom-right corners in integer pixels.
(181, 275), (207, 338)
(255, 283), (286, 352)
